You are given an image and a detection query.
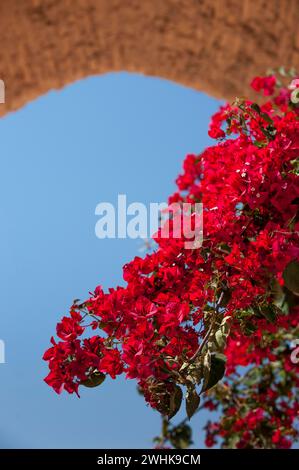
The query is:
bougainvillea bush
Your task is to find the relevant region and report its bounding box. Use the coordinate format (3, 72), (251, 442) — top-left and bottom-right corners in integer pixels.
(44, 70), (299, 449)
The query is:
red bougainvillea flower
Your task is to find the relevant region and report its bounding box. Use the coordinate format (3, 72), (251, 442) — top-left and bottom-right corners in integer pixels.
(43, 69), (299, 449)
(250, 75), (276, 95)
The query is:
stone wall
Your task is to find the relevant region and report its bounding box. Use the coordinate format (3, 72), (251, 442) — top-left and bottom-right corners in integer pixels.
(0, 0), (299, 115)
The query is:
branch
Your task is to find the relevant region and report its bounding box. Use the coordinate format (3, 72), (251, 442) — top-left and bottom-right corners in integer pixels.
(189, 291), (224, 362)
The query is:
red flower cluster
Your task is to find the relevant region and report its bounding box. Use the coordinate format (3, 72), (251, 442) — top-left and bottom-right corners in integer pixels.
(44, 72), (299, 448)
(251, 75), (276, 96)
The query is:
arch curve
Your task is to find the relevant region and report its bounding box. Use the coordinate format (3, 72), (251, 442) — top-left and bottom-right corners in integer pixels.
(0, 0), (299, 116)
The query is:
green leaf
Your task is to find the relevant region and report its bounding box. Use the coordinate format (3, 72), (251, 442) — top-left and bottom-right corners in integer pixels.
(243, 367), (260, 386)
(242, 320), (257, 336)
(168, 385), (183, 420)
(219, 289), (232, 308)
(201, 352), (226, 393)
(227, 433), (240, 449)
(260, 125), (276, 141)
(272, 279), (289, 313)
(221, 315), (231, 333)
(278, 66), (286, 77)
(253, 140), (267, 148)
(202, 350), (211, 387)
(259, 305), (276, 323)
(251, 103), (261, 114)
(291, 88), (299, 104)
(283, 261), (299, 295)
(215, 317), (231, 350)
(215, 329), (226, 349)
(81, 372), (106, 388)
(185, 388), (200, 420)
(169, 424), (193, 449)
(260, 112), (273, 124)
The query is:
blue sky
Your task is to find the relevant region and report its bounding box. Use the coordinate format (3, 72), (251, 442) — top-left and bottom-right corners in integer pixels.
(0, 72), (220, 448)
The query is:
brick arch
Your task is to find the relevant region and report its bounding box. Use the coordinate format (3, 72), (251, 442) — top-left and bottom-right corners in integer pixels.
(0, 0), (299, 116)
